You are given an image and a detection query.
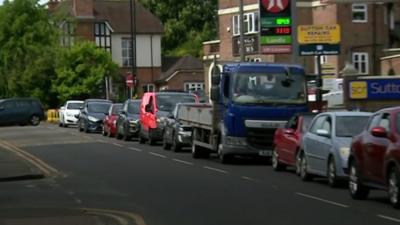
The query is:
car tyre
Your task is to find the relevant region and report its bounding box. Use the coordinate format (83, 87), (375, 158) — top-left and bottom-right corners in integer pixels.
(300, 152), (313, 181)
(162, 132), (171, 150)
(349, 160), (369, 200)
(148, 130), (157, 145)
(328, 157), (339, 187)
(102, 126), (107, 136)
(295, 150), (302, 176)
(171, 133), (181, 152)
(122, 126), (130, 141)
(272, 147), (286, 171)
(138, 129), (146, 144)
(84, 123), (89, 133)
(78, 121), (83, 132)
(388, 167), (400, 208)
(30, 115), (41, 126)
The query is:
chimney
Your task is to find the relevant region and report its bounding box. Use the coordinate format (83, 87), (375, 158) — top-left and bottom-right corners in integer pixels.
(47, 0), (59, 11)
(73, 0), (94, 18)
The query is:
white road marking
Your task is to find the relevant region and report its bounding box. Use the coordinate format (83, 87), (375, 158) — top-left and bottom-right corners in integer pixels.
(97, 139), (107, 143)
(241, 176), (255, 181)
(149, 152), (167, 158)
(203, 166), (228, 174)
(296, 192), (349, 208)
(128, 147), (143, 152)
(377, 215), (400, 223)
(113, 143), (124, 147)
(173, 159), (194, 166)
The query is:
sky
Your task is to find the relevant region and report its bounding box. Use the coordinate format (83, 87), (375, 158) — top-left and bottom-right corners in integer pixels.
(0, 0), (48, 5)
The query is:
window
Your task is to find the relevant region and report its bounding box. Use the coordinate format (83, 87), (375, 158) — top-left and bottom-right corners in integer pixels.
(379, 113), (391, 132)
(60, 22), (74, 47)
(143, 84), (155, 93)
(310, 116), (327, 134)
(352, 4), (367, 23)
(95, 22), (111, 52)
(121, 38), (133, 67)
(352, 52), (369, 75)
(368, 114), (381, 131)
(232, 12), (259, 36)
(184, 82), (205, 91)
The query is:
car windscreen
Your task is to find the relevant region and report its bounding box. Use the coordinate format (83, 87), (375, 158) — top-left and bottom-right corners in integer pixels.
(128, 101), (140, 114)
(67, 102), (83, 110)
(87, 102), (111, 114)
(336, 116), (370, 137)
(156, 94), (196, 112)
(302, 115), (317, 132)
(112, 104), (123, 114)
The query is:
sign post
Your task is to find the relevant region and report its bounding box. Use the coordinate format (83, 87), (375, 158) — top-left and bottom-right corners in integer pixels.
(126, 72), (134, 99)
(259, 0), (293, 54)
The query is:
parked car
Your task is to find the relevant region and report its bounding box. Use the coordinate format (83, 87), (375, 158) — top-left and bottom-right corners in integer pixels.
(162, 103), (195, 152)
(0, 98), (44, 126)
(272, 113), (318, 173)
(102, 103), (123, 137)
(139, 92), (197, 145)
(77, 99), (112, 133)
(58, 100), (84, 127)
(115, 99), (141, 141)
(349, 107), (400, 208)
(299, 111), (371, 187)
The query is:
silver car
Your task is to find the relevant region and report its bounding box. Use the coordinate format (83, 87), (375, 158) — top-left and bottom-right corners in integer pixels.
(299, 111), (371, 187)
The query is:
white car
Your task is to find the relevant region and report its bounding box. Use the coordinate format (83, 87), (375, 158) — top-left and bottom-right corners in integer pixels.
(59, 100), (84, 127)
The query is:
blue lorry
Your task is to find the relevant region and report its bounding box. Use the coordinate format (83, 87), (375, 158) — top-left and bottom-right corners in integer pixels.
(177, 62), (309, 163)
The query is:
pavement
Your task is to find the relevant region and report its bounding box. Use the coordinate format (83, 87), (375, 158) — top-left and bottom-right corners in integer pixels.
(0, 123), (399, 225)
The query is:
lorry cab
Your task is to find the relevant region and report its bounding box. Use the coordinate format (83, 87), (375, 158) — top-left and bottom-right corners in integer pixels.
(214, 63), (309, 158)
(139, 92), (197, 145)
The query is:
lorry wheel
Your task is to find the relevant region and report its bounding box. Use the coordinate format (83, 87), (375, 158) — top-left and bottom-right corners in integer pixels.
(192, 144), (209, 158)
(219, 153), (232, 164)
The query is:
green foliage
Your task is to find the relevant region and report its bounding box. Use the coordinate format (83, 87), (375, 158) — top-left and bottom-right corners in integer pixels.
(0, 0), (59, 107)
(139, 0), (218, 57)
(53, 42), (118, 103)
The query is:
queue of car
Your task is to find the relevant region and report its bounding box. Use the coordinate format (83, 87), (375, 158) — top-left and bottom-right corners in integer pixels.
(55, 93), (400, 209)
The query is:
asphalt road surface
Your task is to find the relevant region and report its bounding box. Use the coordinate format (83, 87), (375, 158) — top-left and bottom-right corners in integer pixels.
(0, 123), (399, 225)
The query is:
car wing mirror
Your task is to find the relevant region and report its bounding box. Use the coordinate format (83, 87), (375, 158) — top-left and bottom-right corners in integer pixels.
(316, 129), (330, 137)
(284, 128), (295, 135)
(371, 126), (388, 138)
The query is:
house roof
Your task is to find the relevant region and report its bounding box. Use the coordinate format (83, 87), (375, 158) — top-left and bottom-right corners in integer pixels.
(53, 0), (163, 34)
(157, 55), (204, 83)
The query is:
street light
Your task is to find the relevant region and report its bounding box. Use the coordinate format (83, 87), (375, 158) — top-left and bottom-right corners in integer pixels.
(129, 0), (137, 98)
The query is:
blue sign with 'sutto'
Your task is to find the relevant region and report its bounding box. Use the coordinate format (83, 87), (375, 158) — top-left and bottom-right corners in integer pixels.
(349, 79), (400, 100)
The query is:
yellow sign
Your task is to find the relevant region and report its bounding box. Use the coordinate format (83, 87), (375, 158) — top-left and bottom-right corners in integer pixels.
(350, 81), (367, 99)
(298, 24), (341, 44)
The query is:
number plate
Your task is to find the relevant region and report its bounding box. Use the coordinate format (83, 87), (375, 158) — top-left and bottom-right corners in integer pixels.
(259, 150), (272, 156)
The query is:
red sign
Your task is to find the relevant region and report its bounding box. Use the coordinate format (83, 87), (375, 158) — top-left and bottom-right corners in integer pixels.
(261, 45), (292, 54)
(261, 0), (289, 13)
(126, 72), (134, 88)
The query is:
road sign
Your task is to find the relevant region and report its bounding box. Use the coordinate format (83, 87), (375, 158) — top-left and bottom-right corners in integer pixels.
(260, 0), (292, 54)
(126, 73), (134, 88)
(299, 44), (340, 56)
(321, 63), (336, 75)
(298, 24), (341, 44)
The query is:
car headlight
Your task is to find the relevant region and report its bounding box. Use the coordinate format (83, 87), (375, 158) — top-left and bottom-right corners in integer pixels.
(129, 119), (139, 124)
(225, 136), (247, 146)
(88, 116), (98, 122)
(339, 147), (350, 159)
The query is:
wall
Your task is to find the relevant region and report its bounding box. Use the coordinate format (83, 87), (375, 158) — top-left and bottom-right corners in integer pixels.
(381, 55), (400, 75)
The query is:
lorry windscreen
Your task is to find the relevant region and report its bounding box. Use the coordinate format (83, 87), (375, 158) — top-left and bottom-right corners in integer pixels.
(156, 94), (196, 112)
(232, 72), (306, 104)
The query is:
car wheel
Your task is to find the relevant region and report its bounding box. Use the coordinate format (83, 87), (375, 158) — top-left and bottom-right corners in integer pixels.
(388, 167), (400, 208)
(328, 157), (339, 187)
(295, 150), (302, 176)
(84, 122), (89, 133)
(171, 133), (181, 152)
(78, 121), (83, 132)
(300, 152), (313, 181)
(102, 126), (107, 136)
(116, 125), (123, 140)
(162, 132), (171, 150)
(138, 128), (146, 144)
(107, 127), (113, 138)
(122, 126), (130, 141)
(272, 147), (286, 171)
(349, 160), (369, 200)
(59, 122), (63, 127)
(30, 115), (40, 126)
(148, 130), (157, 145)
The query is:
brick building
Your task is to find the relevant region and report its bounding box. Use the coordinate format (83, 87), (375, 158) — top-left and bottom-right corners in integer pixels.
(203, 0), (398, 94)
(48, 0), (163, 98)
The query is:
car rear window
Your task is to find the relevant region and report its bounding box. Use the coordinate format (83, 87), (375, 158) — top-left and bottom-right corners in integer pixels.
(128, 101), (140, 114)
(156, 94), (196, 112)
(336, 116), (370, 137)
(67, 102), (83, 109)
(88, 102), (111, 114)
(112, 104), (123, 114)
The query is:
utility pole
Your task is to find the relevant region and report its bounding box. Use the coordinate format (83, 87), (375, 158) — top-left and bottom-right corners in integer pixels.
(129, 0), (137, 98)
(129, 0), (134, 99)
(239, 0), (245, 62)
(291, 0), (298, 63)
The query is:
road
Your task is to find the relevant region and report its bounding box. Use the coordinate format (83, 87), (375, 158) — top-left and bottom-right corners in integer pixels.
(0, 123), (399, 225)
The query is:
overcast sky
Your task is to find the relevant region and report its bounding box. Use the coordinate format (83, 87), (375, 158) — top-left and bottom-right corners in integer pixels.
(0, 0), (48, 5)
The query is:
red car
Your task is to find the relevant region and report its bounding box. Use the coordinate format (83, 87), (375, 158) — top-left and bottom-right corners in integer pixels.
(102, 103), (123, 137)
(349, 107), (400, 208)
(272, 113), (317, 173)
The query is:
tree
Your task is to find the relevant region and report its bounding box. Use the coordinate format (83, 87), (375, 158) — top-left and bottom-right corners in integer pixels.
(53, 42), (119, 103)
(0, 0), (59, 107)
(139, 0), (218, 57)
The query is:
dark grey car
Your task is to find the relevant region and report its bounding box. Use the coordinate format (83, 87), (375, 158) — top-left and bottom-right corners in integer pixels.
(162, 103), (193, 152)
(0, 98), (44, 126)
(77, 99), (112, 133)
(116, 99), (141, 141)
